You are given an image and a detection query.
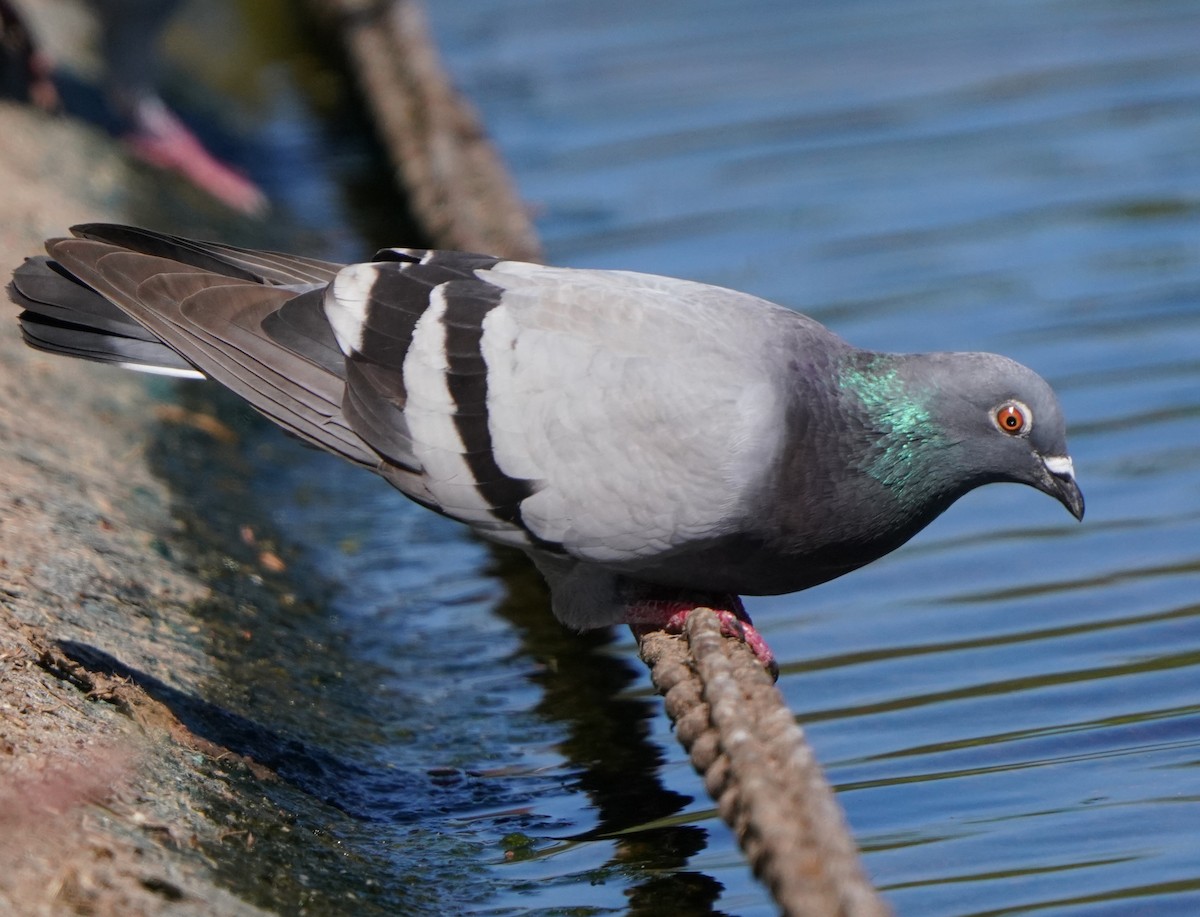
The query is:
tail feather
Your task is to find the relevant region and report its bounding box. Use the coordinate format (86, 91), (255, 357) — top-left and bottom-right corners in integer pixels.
(9, 222), (441, 507)
(12, 257), (151, 335)
(12, 255), (202, 376)
(70, 223), (344, 286)
(19, 310), (201, 376)
(42, 236), (381, 468)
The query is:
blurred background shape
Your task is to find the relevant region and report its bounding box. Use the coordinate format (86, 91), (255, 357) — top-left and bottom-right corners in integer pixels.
(2, 0), (266, 213)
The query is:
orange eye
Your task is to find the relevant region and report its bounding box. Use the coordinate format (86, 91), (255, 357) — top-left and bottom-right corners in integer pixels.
(995, 402), (1029, 435)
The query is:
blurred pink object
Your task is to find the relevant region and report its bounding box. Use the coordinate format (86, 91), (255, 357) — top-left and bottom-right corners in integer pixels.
(93, 0), (267, 215)
(122, 95), (267, 216)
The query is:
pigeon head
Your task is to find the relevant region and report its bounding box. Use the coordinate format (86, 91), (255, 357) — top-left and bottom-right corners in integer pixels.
(841, 350), (1085, 522)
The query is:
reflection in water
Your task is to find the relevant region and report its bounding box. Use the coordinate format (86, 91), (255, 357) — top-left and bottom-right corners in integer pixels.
(485, 549), (725, 914)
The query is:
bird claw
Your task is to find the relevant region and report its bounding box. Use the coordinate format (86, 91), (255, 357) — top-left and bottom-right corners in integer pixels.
(708, 609), (780, 681)
(627, 598), (779, 681)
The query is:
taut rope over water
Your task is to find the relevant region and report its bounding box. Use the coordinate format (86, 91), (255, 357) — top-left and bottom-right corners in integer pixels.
(637, 610), (891, 917)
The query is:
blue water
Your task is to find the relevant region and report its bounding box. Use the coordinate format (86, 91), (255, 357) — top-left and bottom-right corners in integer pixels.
(158, 0), (1200, 913)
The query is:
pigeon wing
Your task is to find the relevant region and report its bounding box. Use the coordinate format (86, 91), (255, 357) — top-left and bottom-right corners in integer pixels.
(325, 255), (806, 564)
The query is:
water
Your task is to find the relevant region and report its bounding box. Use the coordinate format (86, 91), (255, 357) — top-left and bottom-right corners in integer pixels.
(153, 0), (1199, 913)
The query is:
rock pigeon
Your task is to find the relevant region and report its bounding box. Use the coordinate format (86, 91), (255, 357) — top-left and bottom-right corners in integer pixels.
(10, 224), (1084, 673)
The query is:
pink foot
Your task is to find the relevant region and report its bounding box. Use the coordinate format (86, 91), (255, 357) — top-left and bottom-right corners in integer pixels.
(124, 97), (268, 216)
(28, 51), (60, 113)
(626, 595), (779, 680)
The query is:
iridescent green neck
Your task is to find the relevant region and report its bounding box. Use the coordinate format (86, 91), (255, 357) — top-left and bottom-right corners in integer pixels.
(838, 353), (947, 495)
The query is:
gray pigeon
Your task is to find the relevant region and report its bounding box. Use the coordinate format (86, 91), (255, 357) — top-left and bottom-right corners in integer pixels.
(10, 224), (1083, 671)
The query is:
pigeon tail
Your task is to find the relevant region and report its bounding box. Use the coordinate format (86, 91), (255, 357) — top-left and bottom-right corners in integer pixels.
(11, 255), (201, 377)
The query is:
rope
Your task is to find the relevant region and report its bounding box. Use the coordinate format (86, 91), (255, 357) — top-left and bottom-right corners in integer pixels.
(637, 609), (892, 917)
(315, 0), (544, 262)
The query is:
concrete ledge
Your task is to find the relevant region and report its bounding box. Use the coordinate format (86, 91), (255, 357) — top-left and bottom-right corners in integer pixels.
(0, 101), (273, 915)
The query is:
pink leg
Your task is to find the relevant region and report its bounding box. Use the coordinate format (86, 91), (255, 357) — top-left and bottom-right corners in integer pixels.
(123, 96), (268, 216)
(626, 594), (778, 680)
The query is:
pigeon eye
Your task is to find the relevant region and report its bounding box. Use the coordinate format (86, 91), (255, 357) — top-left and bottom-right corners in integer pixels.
(994, 402), (1030, 435)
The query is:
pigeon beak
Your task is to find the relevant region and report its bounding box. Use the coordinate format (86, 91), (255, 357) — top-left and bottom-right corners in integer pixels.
(1036, 454), (1085, 521)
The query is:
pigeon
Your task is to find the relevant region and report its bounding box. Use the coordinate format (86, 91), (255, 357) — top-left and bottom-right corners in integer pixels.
(10, 224), (1084, 674)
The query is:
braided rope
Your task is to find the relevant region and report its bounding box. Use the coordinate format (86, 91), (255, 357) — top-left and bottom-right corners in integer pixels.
(638, 609), (891, 917)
